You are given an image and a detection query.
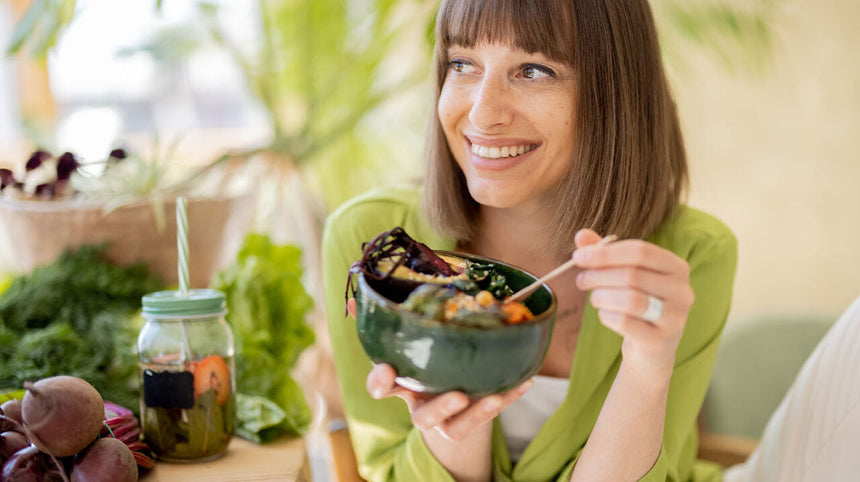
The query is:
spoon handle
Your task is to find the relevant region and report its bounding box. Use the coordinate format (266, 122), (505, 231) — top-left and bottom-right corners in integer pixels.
(507, 234), (618, 303)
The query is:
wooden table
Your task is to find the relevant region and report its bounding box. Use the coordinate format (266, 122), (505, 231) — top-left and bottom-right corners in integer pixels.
(141, 436), (310, 481)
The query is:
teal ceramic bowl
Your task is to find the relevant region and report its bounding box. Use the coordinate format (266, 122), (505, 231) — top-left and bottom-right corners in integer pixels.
(355, 251), (557, 396)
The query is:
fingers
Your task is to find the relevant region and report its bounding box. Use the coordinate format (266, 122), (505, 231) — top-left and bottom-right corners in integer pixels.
(434, 380), (533, 441)
(366, 363), (398, 399)
(574, 239), (689, 276)
(596, 308), (661, 338)
(347, 298), (357, 318)
(411, 392), (471, 431)
(570, 234), (695, 372)
(366, 363), (431, 412)
(590, 288), (664, 323)
(576, 267), (694, 304)
(574, 228), (603, 249)
(368, 367), (535, 442)
(596, 308), (681, 373)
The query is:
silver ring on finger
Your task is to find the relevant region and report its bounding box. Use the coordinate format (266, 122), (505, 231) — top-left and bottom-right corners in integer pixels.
(642, 295), (663, 323)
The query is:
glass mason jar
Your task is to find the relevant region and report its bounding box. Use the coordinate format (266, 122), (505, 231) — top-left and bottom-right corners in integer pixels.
(138, 289), (236, 463)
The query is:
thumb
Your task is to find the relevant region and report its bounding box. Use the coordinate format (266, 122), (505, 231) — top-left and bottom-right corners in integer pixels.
(574, 228), (603, 250)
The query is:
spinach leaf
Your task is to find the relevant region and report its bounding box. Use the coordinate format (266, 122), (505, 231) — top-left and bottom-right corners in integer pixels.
(465, 261), (513, 299)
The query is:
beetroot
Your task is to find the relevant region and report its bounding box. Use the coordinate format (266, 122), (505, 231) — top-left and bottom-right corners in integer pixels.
(21, 376), (104, 457)
(0, 401), (22, 425)
(0, 415), (24, 434)
(0, 444), (64, 482)
(0, 431), (30, 460)
(71, 438), (138, 482)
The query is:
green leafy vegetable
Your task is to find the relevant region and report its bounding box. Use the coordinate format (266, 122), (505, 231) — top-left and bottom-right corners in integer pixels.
(0, 244), (163, 410)
(212, 233), (315, 442)
(234, 393), (289, 444)
(466, 261), (513, 300)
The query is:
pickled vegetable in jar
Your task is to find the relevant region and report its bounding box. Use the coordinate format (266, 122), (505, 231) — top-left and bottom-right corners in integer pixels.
(138, 289), (235, 463)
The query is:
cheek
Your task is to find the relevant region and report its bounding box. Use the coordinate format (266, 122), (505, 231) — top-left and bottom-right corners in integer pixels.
(554, 103), (577, 153)
(438, 82), (473, 123)
(437, 88), (458, 129)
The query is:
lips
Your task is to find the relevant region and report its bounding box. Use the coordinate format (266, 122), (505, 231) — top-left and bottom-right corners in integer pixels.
(464, 137), (540, 171)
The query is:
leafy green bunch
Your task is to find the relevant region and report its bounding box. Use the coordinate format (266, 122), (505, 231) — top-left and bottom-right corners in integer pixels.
(211, 233), (315, 442)
(0, 245), (163, 410)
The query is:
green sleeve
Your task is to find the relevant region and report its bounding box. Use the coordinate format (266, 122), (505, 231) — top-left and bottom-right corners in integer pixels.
(321, 189), (456, 482)
(639, 219), (738, 481)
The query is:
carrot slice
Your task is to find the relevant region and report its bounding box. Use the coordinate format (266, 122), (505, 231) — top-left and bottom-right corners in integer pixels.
(503, 302), (534, 324)
(193, 355), (231, 405)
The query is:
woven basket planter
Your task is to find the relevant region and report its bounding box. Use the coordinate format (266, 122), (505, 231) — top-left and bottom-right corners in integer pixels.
(0, 195), (253, 287)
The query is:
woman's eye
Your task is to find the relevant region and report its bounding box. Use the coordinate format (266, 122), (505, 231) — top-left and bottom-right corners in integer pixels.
(448, 59), (475, 74)
(521, 64), (555, 80)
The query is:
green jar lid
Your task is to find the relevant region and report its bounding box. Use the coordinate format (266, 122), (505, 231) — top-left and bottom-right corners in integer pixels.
(142, 289), (226, 317)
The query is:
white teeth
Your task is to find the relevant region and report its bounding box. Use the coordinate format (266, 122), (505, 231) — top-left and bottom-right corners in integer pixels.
(470, 142), (536, 159)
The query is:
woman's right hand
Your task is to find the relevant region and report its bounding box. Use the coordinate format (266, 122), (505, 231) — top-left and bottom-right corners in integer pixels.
(366, 363), (533, 441)
(346, 298), (533, 441)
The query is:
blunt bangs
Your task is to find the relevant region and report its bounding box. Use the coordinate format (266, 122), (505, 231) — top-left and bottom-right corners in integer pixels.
(437, 0), (576, 66)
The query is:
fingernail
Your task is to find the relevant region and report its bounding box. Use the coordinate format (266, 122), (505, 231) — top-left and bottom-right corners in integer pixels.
(371, 387), (385, 399)
(574, 248), (590, 263)
(446, 398), (463, 411)
(576, 272), (587, 287)
(434, 425), (453, 440)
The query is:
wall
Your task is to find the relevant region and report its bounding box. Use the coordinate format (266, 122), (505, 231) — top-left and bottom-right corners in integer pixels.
(675, 0), (860, 323)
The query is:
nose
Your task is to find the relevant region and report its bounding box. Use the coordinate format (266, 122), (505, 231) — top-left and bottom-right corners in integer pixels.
(468, 75), (514, 131)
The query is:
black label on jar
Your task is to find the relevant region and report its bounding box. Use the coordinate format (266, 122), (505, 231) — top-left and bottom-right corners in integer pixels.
(143, 369), (195, 409)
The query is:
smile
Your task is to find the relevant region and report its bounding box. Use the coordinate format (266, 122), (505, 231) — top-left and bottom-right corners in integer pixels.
(470, 143), (538, 159)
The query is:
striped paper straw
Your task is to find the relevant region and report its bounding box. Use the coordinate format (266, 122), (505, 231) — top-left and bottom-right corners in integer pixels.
(176, 197), (189, 295)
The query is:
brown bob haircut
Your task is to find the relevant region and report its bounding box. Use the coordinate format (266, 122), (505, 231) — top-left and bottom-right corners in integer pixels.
(423, 0), (688, 257)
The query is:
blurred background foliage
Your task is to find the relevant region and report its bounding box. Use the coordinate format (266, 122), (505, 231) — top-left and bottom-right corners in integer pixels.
(5, 0), (778, 216)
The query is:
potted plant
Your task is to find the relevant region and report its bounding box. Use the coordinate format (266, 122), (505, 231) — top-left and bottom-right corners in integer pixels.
(0, 147), (254, 286)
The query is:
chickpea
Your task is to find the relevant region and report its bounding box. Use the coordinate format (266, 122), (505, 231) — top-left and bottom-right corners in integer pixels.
(444, 300), (459, 320)
(475, 290), (495, 307)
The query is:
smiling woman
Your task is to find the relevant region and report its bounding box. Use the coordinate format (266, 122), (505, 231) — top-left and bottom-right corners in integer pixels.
(322, 1), (736, 481)
(425, 0), (687, 257)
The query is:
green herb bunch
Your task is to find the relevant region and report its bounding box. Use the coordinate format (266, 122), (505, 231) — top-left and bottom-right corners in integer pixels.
(0, 245), (163, 410)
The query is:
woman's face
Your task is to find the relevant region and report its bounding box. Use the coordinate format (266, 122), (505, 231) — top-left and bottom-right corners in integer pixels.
(438, 41), (578, 210)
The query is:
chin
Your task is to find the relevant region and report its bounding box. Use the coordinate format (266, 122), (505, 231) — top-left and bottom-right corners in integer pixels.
(466, 183), (525, 209)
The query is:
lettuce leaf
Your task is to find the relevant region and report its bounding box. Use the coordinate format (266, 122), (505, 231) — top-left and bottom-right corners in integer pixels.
(212, 233), (315, 442)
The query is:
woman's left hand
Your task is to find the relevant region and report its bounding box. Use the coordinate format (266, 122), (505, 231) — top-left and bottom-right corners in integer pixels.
(572, 229), (694, 375)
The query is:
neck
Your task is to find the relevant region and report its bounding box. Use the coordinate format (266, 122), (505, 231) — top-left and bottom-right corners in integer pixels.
(465, 202), (568, 270)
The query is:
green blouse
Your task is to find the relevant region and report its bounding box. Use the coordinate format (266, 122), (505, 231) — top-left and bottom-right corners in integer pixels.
(322, 184), (737, 482)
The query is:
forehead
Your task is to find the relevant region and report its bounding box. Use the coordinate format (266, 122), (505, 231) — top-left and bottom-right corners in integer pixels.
(437, 0), (575, 65)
